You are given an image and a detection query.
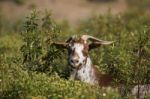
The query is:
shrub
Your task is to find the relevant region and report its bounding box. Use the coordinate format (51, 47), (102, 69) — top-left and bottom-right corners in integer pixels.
(1, 8), (150, 98)
(21, 10), (43, 71)
(1, 56), (121, 99)
(20, 10), (65, 76)
(77, 11), (150, 95)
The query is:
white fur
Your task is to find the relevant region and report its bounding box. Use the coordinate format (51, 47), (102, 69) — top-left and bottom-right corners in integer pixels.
(68, 43), (98, 85)
(70, 57), (98, 85)
(69, 43), (86, 67)
(77, 57), (98, 84)
(57, 35), (114, 85)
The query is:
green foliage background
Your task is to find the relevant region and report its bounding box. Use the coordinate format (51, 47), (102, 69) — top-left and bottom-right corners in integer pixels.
(0, 1), (150, 98)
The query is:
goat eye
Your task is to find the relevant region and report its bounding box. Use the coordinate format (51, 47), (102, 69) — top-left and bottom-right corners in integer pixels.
(66, 44), (70, 49)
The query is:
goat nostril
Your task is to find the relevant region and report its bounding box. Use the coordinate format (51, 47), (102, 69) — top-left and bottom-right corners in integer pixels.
(75, 60), (79, 63)
(71, 59), (79, 63)
(71, 60), (74, 63)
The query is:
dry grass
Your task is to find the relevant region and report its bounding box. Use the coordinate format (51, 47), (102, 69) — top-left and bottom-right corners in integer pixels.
(0, 0), (127, 25)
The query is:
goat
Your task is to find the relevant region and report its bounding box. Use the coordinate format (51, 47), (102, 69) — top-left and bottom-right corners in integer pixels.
(131, 84), (150, 99)
(53, 35), (114, 86)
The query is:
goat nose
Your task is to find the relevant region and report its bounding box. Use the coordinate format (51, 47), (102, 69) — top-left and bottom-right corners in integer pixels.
(71, 59), (79, 64)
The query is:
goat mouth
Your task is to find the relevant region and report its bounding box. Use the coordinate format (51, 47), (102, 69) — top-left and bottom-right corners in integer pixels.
(69, 63), (82, 69)
(70, 65), (76, 69)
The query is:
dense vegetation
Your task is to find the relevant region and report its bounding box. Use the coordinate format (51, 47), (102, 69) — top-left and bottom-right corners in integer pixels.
(0, 1), (150, 99)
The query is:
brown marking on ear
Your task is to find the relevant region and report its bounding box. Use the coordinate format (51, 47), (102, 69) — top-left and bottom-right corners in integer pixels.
(93, 65), (113, 87)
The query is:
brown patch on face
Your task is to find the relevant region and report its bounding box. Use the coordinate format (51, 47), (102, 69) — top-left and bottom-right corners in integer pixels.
(77, 63), (82, 70)
(76, 38), (85, 44)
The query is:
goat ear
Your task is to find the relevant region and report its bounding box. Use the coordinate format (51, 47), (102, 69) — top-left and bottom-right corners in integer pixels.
(52, 36), (76, 48)
(66, 36), (76, 43)
(89, 41), (114, 50)
(52, 42), (68, 48)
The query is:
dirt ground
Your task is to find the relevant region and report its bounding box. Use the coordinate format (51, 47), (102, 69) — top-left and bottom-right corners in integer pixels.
(0, 0), (127, 25)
